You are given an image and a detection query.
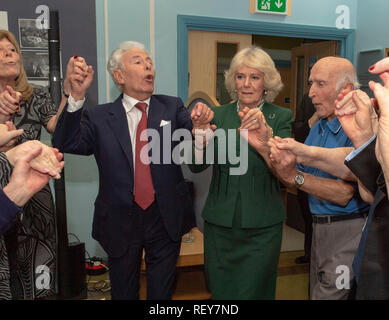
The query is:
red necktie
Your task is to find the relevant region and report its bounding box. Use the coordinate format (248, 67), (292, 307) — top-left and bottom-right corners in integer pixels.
(134, 102), (155, 210)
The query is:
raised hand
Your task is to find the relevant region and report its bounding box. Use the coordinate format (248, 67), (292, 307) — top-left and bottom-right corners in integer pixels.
(368, 57), (389, 195)
(335, 90), (374, 148)
(369, 57), (389, 76)
(369, 80), (389, 171)
(238, 107), (272, 154)
(190, 102), (216, 149)
(190, 102), (215, 129)
(64, 56), (94, 101)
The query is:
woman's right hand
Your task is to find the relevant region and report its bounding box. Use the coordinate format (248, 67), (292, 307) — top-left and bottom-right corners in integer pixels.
(0, 85), (22, 122)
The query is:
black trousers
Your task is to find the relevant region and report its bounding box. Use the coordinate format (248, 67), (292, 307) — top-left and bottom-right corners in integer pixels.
(108, 202), (181, 300)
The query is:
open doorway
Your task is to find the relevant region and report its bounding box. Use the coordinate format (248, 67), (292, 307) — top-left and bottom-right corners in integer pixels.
(178, 15), (355, 110)
(252, 35), (338, 117)
(181, 17), (353, 252)
(188, 32), (339, 117)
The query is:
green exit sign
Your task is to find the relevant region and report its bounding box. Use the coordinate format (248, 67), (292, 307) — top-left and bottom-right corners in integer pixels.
(255, 0), (288, 15)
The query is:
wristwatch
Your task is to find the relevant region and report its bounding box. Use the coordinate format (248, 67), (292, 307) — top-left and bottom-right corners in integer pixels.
(294, 171), (305, 188)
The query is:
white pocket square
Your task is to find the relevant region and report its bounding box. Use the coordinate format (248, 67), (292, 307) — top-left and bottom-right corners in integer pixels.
(160, 120), (171, 127)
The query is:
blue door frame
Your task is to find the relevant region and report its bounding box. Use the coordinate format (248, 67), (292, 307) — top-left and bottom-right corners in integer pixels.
(177, 14), (355, 102)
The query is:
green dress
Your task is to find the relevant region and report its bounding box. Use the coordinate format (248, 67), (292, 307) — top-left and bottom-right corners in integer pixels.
(189, 101), (293, 299)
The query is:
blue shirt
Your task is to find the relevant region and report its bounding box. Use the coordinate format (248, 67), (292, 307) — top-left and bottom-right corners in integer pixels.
(297, 117), (369, 215)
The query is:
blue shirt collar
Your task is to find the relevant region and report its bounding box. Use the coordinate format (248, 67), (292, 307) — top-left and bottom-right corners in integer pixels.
(318, 117), (342, 135)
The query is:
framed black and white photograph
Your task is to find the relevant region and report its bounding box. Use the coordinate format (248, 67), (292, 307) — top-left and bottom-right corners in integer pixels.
(18, 18), (48, 49)
(21, 50), (49, 79)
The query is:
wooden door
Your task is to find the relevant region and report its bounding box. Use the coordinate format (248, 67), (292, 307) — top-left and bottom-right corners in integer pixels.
(188, 30), (252, 105)
(273, 66), (292, 110)
(290, 41), (338, 117)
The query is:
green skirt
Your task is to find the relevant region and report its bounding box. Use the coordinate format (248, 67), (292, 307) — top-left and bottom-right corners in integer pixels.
(204, 198), (283, 300)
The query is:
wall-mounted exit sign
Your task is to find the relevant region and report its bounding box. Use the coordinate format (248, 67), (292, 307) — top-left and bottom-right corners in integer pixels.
(255, 0), (288, 15)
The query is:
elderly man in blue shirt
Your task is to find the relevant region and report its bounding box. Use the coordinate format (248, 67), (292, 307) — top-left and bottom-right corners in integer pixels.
(261, 57), (369, 300)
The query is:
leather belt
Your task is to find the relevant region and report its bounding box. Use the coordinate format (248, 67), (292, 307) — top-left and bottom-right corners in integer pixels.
(312, 212), (368, 224)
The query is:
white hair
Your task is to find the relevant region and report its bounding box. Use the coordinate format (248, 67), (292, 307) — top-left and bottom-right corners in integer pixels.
(336, 71), (360, 91)
(107, 41), (146, 90)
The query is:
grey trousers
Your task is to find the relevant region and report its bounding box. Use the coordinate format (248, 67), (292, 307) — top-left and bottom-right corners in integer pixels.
(310, 215), (366, 300)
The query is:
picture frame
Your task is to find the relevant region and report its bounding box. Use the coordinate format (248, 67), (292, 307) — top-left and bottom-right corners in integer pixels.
(385, 48), (389, 57)
(18, 18), (48, 49)
(21, 50), (49, 79)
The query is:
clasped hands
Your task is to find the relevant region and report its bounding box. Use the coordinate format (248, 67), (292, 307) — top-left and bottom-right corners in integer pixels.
(333, 57), (389, 170)
(238, 107), (273, 154)
(5, 140), (64, 180)
(63, 56), (94, 101)
(266, 84), (383, 187)
(190, 102), (216, 151)
(190, 102), (273, 152)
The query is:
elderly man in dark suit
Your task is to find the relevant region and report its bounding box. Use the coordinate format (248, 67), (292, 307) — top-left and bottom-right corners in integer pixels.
(53, 41), (198, 300)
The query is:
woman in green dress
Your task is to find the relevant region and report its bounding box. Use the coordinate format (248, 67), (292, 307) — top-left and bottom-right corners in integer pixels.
(189, 46), (293, 299)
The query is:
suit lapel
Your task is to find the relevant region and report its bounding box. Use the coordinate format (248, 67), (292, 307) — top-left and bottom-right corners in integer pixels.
(147, 96), (166, 130)
(107, 95), (134, 174)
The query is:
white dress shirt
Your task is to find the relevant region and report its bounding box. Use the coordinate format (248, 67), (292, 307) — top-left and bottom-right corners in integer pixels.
(67, 93), (151, 171)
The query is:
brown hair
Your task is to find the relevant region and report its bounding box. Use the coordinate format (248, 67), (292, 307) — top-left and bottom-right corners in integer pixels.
(0, 30), (33, 101)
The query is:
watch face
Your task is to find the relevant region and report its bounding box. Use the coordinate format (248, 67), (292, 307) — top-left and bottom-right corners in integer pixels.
(295, 173), (304, 186)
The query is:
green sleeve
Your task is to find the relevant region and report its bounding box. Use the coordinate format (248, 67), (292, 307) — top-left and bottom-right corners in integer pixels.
(275, 109), (293, 139)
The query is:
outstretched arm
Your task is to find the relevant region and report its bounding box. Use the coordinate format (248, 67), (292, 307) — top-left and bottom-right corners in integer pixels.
(272, 137), (355, 181)
(268, 138), (355, 207)
(46, 56), (94, 133)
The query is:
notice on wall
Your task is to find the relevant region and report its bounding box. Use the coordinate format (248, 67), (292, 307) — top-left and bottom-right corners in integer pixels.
(0, 11), (9, 30)
(250, 0), (291, 16)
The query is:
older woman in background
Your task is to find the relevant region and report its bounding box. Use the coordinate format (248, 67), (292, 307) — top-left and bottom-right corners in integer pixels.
(0, 29), (84, 299)
(189, 46), (293, 299)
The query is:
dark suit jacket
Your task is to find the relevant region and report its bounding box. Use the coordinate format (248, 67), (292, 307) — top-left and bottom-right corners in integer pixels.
(345, 137), (389, 299)
(53, 94), (195, 258)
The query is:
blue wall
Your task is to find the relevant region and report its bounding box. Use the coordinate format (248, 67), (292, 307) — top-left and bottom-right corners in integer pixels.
(96, 0), (358, 102)
(77, 0), (360, 257)
(355, 0), (389, 70)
